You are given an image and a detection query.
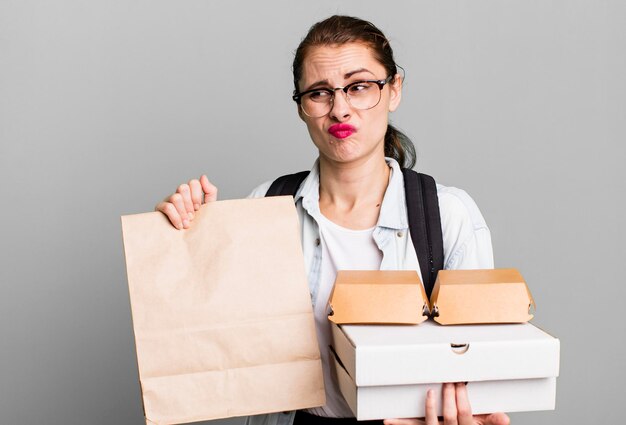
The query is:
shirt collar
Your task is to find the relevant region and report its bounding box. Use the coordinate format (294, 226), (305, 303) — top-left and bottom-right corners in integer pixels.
(296, 158), (321, 216)
(296, 157), (408, 230)
(378, 157), (408, 230)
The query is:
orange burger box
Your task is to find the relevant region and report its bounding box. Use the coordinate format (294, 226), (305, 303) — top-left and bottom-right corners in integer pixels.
(328, 270), (560, 420)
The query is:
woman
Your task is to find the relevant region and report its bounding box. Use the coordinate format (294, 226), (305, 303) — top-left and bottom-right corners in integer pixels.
(157, 15), (510, 425)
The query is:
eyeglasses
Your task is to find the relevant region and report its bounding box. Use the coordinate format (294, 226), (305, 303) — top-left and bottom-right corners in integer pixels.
(292, 76), (393, 118)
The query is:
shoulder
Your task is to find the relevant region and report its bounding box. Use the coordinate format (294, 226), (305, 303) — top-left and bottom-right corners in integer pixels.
(434, 182), (493, 269)
(436, 183), (488, 231)
(247, 164), (318, 199)
(246, 180), (274, 199)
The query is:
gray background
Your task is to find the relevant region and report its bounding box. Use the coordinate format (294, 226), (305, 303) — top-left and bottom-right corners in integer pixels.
(1, 0), (624, 424)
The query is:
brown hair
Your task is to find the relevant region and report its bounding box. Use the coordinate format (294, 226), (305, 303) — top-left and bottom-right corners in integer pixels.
(293, 15), (416, 169)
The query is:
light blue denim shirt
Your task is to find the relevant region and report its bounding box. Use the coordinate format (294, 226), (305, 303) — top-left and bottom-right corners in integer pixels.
(245, 157), (494, 425)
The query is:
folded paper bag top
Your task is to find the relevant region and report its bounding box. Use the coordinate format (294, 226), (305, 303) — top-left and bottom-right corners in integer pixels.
(328, 270), (430, 325)
(431, 268), (536, 325)
(121, 196), (325, 425)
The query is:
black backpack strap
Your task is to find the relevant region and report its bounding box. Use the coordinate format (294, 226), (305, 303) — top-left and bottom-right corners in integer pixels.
(402, 169), (444, 298)
(265, 171), (310, 197)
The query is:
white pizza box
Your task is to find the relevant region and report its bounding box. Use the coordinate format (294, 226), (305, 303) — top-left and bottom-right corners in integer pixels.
(331, 320), (559, 420)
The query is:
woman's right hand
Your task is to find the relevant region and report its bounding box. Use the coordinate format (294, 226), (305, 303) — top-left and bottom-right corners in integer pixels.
(384, 384), (510, 425)
(155, 175), (218, 229)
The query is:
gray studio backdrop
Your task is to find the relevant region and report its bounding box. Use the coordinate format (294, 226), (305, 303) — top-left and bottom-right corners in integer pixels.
(1, 1), (624, 424)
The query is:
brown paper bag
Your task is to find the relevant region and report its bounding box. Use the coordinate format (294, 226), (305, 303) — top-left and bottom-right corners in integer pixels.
(121, 196), (325, 425)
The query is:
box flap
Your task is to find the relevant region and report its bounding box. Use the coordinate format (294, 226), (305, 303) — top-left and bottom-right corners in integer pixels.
(328, 270), (429, 325)
(431, 268), (535, 325)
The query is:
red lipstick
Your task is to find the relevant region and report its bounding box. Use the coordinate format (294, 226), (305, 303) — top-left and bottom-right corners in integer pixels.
(328, 123), (356, 139)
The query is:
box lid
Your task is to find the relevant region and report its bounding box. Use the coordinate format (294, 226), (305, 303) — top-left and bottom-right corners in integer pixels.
(328, 270), (429, 325)
(431, 269), (536, 325)
(331, 321), (559, 387)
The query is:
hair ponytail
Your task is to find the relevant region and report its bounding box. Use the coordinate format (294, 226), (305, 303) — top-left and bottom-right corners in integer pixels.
(385, 124), (416, 169)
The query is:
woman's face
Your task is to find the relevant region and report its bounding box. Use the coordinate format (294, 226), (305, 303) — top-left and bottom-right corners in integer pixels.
(298, 42), (402, 165)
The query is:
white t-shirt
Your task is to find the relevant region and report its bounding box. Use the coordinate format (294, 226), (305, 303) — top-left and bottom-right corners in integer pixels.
(305, 214), (383, 417)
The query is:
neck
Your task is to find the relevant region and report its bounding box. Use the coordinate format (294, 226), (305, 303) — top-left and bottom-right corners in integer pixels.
(318, 154), (390, 227)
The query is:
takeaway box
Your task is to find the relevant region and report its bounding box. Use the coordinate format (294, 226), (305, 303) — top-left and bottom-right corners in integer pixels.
(431, 269), (536, 325)
(328, 271), (430, 325)
(327, 269), (535, 326)
(331, 321), (559, 420)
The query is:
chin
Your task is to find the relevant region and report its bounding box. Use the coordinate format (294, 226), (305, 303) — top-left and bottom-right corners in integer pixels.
(320, 141), (359, 160)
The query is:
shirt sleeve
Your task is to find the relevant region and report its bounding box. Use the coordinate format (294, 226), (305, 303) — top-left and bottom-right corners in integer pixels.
(437, 185), (494, 270)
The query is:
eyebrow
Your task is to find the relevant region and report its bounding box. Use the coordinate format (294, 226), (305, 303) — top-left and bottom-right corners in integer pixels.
(303, 68), (376, 92)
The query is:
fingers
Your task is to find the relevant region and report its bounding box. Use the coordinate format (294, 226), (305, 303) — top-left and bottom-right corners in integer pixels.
(424, 389), (439, 425)
(155, 190), (191, 230)
(156, 200), (186, 230)
(188, 179), (203, 211)
(384, 390), (434, 425)
(454, 383), (473, 425)
(170, 192), (190, 228)
(383, 419), (426, 425)
(456, 383), (509, 425)
(176, 176), (218, 219)
(473, 413), (510, 425)
(155, 175), (218, 230)
(391, 385), (505, 425)
(490, 413), (510, 425)
(176, 184), (195, 218)
(200, 175), (218, 203)
(442, 383), (458, 425)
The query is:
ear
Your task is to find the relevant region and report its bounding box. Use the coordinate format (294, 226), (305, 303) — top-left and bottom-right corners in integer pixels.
(388, 73), (403, 112)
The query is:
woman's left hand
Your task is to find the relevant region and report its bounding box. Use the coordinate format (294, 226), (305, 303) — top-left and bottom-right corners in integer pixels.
(383, 383), (510, 425)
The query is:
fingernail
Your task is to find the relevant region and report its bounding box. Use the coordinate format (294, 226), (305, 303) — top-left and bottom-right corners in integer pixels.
(194, 204), (200, 210)
(188, 211), (194, 219)
(183, 219), (190, 228)
(176, 222), (183, 230)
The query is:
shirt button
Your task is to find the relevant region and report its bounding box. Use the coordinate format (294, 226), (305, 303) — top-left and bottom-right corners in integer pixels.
(315, 238), (321, 246)
(397, 231), (404, 237)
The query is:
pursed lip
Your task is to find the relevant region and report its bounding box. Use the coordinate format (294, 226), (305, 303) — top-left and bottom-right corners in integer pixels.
(328, 123), (356, 139)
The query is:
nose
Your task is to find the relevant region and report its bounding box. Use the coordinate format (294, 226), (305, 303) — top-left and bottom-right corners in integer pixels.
(329, 89), (352, 121)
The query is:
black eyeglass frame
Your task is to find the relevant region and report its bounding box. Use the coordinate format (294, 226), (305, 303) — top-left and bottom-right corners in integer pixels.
(292, 75), (393, 108)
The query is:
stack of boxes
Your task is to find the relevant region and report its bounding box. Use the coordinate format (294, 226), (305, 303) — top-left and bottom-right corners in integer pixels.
(328, 269), (560, 420)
